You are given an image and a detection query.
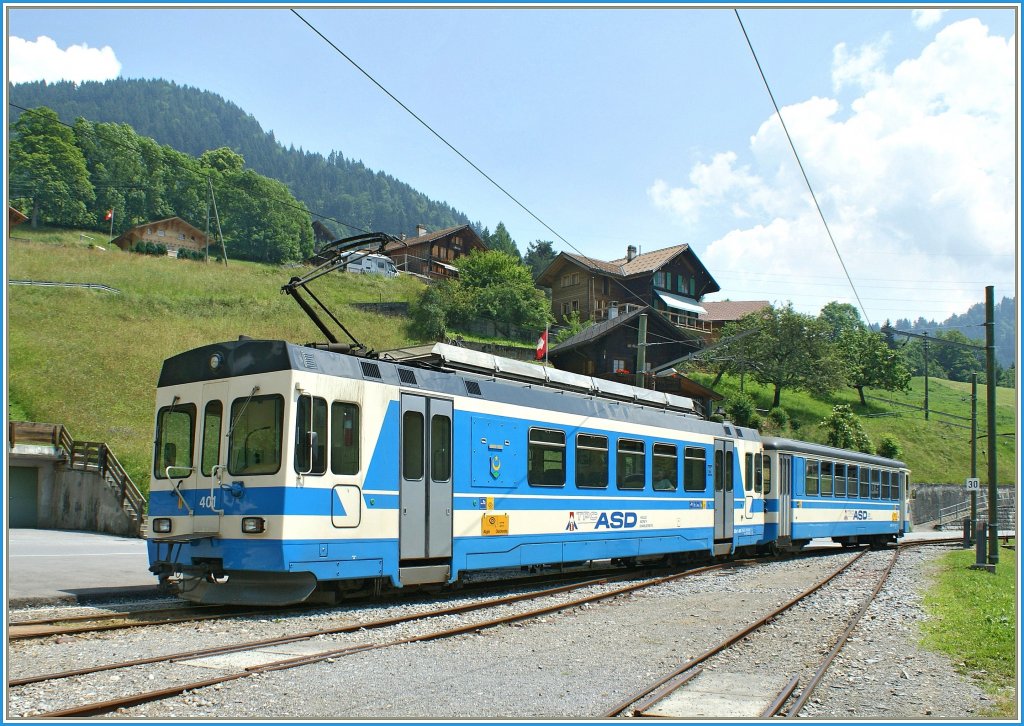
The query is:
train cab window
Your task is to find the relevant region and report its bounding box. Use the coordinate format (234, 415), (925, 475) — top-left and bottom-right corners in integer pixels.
(653, 443), (678, 491)
(744, 453), (754, 492)
(154, 403), (197, 479)
(820, 461), (834, 497)
(330, 403), (360, 475)
(295, 395), (327, 475)
(576, 434), (608, 489)
(834, 463), (847, 497)
(860, 468), (871, 498)
(871, 469), (882, 499)
(684, 447), (707, 492)
(528, 428), (565, 487)
(848, 466), (859, 498)
(228, 394), (284, 476)
(805, 460), (819, 496)
(430, 414), (452, 482)
(761, 454), (771, 494)
(402, 411), (425, 480)
(200, 401), (223, 477)
(617, 439), (645, 490)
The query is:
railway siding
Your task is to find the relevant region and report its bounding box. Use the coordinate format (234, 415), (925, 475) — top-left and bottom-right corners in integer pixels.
(8, 545), (985, 719)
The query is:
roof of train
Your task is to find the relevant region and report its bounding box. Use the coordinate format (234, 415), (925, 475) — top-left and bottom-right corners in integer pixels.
(760, 436), (908, 469)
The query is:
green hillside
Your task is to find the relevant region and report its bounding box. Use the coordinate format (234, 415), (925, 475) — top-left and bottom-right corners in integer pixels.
(7, 229), (427, 492)
(688, 371), (1016, 485)
(7, 230), (1017, 502)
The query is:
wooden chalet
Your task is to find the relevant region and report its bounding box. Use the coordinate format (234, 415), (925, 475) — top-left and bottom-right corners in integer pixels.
(698, 300), (771, 340)
(8, 206), (28, 228)
(536, 243), (721, 336)
(547, 305), (720, 418)
(111, 217), (209, 255)
(383, 224), (487, 281)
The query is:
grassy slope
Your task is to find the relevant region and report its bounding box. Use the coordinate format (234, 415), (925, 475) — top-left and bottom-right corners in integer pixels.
(7, 228), (1017, 493)
(7, 231), (427, 492)
(687, 371), (1016, 485)
(921, 543), (1017, 717)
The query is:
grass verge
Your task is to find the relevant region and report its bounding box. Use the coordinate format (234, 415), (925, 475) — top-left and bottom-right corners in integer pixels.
(920, 543), (1018, 718)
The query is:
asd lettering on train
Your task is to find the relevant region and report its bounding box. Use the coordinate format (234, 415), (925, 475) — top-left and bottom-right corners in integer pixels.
(595, 511), (638, 529)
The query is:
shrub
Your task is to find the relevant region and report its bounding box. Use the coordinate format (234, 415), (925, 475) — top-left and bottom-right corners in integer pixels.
(877, 435), (902, 460)
(725, 392), (758, 428)
(820, 404), (873, 453)
(767, 407), (789, 431)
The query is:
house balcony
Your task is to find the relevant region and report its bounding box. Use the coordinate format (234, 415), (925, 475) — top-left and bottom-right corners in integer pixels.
(595, 303), (713, 336)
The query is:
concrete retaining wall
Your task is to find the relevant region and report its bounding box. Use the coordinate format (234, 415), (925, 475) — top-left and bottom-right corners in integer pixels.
(910, 483), (1016, 525)
(9, 450), (139, 538)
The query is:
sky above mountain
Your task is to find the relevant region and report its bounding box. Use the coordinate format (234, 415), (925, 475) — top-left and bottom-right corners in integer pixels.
(5, 4), (1019, 325)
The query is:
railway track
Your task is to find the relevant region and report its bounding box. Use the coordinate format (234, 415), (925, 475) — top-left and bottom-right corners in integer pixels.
(602, 538), (960, 718)
(14, 562), (741, 717)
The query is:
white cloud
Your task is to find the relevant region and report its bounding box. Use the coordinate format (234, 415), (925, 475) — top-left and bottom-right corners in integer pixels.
(912, 9), (946, 30)
(8, 35), (121, 84)
(649, 19), (1016, 323)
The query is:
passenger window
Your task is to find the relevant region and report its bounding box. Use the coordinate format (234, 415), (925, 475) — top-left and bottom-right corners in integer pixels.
(154, 403), (197, 478)
(724, 449), (734, 493)
(847, 466), (858, 498)
(820, 461), (834, 497)
(860, 468), (871, 498)
(529, 428), (565, 487)
(761, 454), (771, 494)
(200, 401), (222, 476)
(228, 395), (284, 476)
(402, 410), (424, 480)
(684, 447), (707, 492)
(295, 395), (327, 475)
(330, 402), (360, 475)
(805, 460), (819, 496)
(653, 443), (678, 491)
(714, 449), (724, 492)
(744, 453), (754, 492)
(872, 469), (882, 499)
(754, 453), (763, 494)
(616, 439), (645, 490)
(576, 434), (608, 489)
(430, 414), (452, 482)
(834, 463), (847, 497)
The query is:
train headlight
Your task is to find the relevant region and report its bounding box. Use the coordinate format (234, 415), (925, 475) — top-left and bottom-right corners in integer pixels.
(152, 517), (172, 534)
(209, 353), (224, 371)
(241, 517), (266, 534)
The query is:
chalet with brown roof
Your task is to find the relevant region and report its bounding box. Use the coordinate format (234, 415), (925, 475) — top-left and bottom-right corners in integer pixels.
(536, 244), (721, 335)
(111, 217), (209, 255)
(698, 300), (771, 339)
(8, 206), (28, 228)
(383, 224), (488, 281)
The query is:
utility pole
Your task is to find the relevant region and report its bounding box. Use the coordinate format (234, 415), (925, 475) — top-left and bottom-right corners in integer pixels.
(970, 373), (978, 541)
(923, 333), (930, 420)
(636, 313), (648, 389)
(985, 286), (998, 567)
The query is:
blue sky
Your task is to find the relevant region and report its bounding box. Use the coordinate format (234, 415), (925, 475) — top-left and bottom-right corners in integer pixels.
(5, 4), (1020, 326)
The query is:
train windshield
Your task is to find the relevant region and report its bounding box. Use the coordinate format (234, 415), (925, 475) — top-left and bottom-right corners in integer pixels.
(228, 394), (284, 475)
(153, 403), (197, 479)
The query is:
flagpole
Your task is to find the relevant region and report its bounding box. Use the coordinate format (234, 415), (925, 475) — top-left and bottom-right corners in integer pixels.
(108, 209), (114, 242)
(544, 323), (549, 367)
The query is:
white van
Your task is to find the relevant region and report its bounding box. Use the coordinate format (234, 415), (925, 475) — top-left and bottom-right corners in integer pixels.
(342, 252), (398, 278)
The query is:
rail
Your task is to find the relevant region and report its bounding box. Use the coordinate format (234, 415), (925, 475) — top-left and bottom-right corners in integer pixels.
(8, 421), (146, 535)
(8, 279), (121, 294)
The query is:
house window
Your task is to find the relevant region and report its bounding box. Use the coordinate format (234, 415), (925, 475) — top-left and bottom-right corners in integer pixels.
(612, 358), (627, 374)
(689, 276), (696, 296)
(158, 230), (165, 237)
(571, 299), (579, 312)
(653, 271), (665, 289)
(677, 274), (685, 293)
(561, 302), (571, 317)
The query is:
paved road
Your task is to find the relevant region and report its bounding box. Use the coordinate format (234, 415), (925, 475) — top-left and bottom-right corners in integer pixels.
(6, 528), (159, 607)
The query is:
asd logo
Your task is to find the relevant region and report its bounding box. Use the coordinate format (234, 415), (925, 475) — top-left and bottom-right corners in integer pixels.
(595, 511), (638, 529)
(850, 510), (870, 521)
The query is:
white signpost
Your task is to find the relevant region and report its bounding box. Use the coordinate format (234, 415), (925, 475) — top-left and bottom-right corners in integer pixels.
(965, 477), (981, 491)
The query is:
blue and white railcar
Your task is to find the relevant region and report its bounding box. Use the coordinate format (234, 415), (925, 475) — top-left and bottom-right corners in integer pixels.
(147, 339), (773, 605)
(761, 437), (910, 550)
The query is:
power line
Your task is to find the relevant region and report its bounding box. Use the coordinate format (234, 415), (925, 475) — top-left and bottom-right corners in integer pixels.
(734, 10), (872, 328)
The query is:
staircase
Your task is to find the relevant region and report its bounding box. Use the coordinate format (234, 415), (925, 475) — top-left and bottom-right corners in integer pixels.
(935, 488), (1016, 534)
(8, 421), (147, 536)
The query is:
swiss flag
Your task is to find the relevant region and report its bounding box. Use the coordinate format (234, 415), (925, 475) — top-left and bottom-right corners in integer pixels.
(104, 209), (113, 221)
(535, 330), (548, 360)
